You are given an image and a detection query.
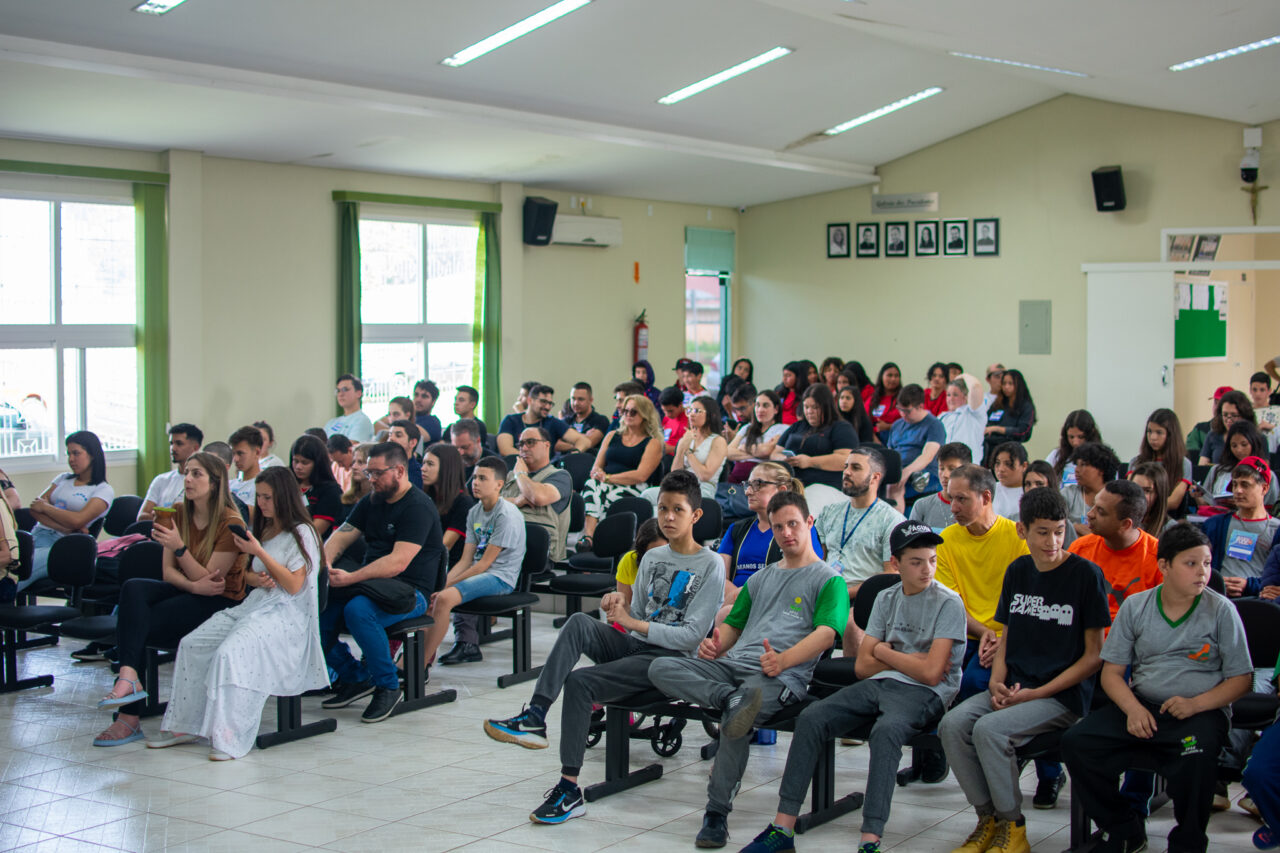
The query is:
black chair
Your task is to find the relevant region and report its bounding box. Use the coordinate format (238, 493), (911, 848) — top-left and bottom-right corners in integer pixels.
(1208, 569), (1225, 595)
(453, 523), (549, 688)
(606, 495), (653, 524)
(692, 500), (722, 545)
(376, 552), (458, 718)
(123, 520), (153, 539)
(16, 529), (102, 649)
(558, 452), (595, 493)
(102, 495), (143, 537)
(1232, 598), (1280, 731)
(58, 542), (164, 654)
(258, 564), (339, 747)
(543, 512), (636, 628)
(0, 533), (95, 693)
(13, 507), (35, 533)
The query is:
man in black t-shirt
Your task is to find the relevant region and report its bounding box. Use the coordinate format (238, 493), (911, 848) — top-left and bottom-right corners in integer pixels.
(565, 382), (610, 450)
(497, 383), (587, 456)
(321, 441), (445, 722)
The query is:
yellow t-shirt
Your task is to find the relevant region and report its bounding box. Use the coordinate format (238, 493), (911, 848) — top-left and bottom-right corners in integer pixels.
(935, 516), (1028, 636)
(615, 550), (640, 586)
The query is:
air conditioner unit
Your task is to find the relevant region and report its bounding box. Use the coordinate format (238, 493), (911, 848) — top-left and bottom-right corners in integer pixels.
(550, 215), (623, 247)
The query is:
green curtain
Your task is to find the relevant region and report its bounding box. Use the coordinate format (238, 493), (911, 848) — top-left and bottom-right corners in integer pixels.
(473, 212), (501, 430)
(336, 201), (362, 405)
(133, 183), (169, 495)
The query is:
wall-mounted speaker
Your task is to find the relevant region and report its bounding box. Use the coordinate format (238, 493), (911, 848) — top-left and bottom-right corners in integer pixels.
(523, 196), (558, 245)
(1091, 166), (1126, 212)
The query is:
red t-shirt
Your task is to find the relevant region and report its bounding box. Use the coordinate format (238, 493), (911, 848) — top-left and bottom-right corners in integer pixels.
(867, 392), (901, 427)
(662, 413), (688, 450)
(924, 388), (948, 416)
(780, 390), (799, 425)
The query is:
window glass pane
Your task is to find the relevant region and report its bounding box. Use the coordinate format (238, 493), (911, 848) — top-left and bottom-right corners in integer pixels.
(360, 220), (423, 324)
(86, 348), (138, 451)
(0, 348), (57, 458)
(61, 202), (136, 325)
(428, 342), (475, 432)
(685, 274), (723, 392)
(0, 198), (53, 324)
(359, 341), (423, 426)
(425, 224), (478, 325)
(63, 348), (81, 440)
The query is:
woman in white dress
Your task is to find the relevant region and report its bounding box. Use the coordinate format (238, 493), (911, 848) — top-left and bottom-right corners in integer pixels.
(148, 465), (328, 760)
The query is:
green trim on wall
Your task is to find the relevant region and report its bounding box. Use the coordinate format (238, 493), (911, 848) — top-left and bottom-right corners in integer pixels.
(134, 182), (170, 495)
(336, 201), (362, 394)
(478, 212), (501, 430)
(0, 159), (170, 185)
(332, 190), (501, 214)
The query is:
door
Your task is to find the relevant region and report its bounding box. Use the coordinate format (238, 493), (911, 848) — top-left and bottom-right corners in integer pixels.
(1086, 271), (1174, 462)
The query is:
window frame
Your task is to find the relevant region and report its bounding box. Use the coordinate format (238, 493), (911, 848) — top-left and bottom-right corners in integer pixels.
(0, 183), (139, 470)
(683, 269), (730, 393)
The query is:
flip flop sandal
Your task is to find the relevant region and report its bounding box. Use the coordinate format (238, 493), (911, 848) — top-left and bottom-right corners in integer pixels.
(97, 676), (148, 710)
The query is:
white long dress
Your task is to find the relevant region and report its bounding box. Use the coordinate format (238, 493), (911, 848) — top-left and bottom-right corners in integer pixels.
(162, 523), (329, 757)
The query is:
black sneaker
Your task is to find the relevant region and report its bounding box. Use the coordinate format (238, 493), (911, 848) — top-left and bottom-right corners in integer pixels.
(103, 646), (119, 664)
(740, 824), (795, 852)
(484, 706), (549, 749)
(921, 746), (950, 784)
(71, 643), (109, 662)
(1033, 773), (1065, 809)
(695, 811), (729, 848)
(721, 686), (763, 740)
(440, 642), (483, 665)
(321, 680), (374, 709)
(530, 779), (585, 824)
(360, 686), (402, 723)
(1093, 830), (1148, 853)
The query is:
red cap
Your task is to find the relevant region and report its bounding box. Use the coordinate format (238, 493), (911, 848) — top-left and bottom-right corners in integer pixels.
(1212, 385), (1233, 400)
(1235, 455), (1272, 484)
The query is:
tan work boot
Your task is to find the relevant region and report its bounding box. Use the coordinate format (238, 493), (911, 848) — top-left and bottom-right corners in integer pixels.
(951, 815), (998, 853)
(987, 818), (1030, 853)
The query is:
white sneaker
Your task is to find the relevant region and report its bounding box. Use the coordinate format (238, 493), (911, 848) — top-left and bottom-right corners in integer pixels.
(209, 749), (234, 761)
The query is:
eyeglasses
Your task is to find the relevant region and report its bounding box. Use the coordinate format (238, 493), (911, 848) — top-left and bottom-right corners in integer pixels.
(986, 371), (1003, 379)
(743, 480), (780, 492)
(518, 438), (547, 448)
(364, 468), (390, 479)
(621, 408), (640, 416)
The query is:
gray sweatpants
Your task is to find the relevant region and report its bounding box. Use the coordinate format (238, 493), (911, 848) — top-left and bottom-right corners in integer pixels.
(530, 612), (681, 774)
(451, 613), (481, 646)
(938, 691), (1078, 820)
(776, 678), (945, 836)
(647, 657), (791, 816)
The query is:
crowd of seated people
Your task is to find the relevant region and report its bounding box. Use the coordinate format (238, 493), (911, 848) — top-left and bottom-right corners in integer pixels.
(6, 354), (1280, 853)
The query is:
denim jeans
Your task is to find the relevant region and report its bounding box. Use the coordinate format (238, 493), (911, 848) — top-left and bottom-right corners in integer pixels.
(453, 572), (513, 604)
(320, 590), (427, 690)
(17, 527), (61, 593)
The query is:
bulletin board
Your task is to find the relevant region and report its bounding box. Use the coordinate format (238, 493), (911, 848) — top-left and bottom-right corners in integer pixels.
(1173, 277), (1227, 361)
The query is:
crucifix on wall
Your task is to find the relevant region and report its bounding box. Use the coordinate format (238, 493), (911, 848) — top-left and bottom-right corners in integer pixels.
(1243, 183), (1269, 225)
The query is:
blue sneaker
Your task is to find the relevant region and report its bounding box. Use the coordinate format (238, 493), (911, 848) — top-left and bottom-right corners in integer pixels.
(485, 705), (548, 749)
(1255, 825), (1278, 850)
(740, 824), (795, 852)
(530, 779), (585, 824)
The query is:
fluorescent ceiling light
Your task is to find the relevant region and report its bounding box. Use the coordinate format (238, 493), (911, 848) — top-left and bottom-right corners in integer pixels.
(949, 51), (1088, 78)
(132, 0), (188, 13)
(823, 87), (944, 135)
(657, 47), (793, 105)
(1169, 35), (1280, 71)
(441, 0), (592, 68)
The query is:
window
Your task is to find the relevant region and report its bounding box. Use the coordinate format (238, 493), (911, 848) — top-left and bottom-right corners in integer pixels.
(685, 273), (727, 393)
(0, 195), (138, 461)
(358, 215), (479, 430)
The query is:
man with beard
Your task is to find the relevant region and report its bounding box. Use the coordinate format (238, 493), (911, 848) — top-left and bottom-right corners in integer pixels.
(814, 446), (905, 655)
(320, 442), (445, 722)
(138, 423), (203, 521)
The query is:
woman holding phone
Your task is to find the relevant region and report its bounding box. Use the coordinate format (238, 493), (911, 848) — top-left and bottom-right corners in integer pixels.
(92, 451), (248, 747)
(149, 466), (327, 760)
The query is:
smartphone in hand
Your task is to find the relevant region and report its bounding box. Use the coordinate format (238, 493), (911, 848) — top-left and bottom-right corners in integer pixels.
(229, 524), (250, 541)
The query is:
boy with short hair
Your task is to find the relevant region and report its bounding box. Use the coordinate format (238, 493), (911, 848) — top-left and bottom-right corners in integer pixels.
(740, 520), (966, 853)
(939, 487), (1111, 853)
(483, 470), (723, 824)
(227, 425), (264, 506)
(911, 442), (970, 532)
(990, 441), (1028, 520)
(1201, 456), (1280, 598)
(659, 385), (688, 453)
(648, 491), (848, 849)
(1062, 523), (1253, 853)
(420, 456), (526, 666)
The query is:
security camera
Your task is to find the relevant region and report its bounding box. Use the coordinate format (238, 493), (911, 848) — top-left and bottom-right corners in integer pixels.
(1241, 147), (1260, 183)
(737, 205), (747, 214)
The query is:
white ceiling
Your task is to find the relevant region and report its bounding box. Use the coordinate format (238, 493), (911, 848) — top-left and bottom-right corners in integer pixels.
(0, 0), (1276, 206)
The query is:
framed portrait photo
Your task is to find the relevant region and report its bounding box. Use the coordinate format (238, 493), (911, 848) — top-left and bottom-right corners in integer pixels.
(972, 218), (999, 256)
(914, 220), (939, 256)
(827, 223), (851, 258)
(884, 222), (909, 257)
(942, 219), (968, 256)
(1193, 234), (1221, 262)
(1168, 233), (1195, 262)
(855, 222), (879, 258)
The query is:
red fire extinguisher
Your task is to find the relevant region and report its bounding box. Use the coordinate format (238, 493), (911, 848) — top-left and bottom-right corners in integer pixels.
(633, 309), (649, 363)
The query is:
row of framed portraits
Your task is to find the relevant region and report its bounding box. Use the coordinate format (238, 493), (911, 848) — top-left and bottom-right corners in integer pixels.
(827, 218), (999, 258)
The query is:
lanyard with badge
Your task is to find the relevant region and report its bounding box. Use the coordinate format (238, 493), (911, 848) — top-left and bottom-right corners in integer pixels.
(830, 499), (877, 575)
(1226, 526), (1260, 562)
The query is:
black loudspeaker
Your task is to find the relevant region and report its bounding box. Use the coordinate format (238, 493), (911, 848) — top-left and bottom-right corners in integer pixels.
(1091, 166), (1126, 212)
(523, 196), (558, 245)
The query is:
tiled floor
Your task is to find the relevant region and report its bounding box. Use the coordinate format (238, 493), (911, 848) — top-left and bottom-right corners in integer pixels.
(0, 617), (1267, 852)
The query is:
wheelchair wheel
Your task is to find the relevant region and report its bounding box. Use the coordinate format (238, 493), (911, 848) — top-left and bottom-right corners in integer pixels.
(585, 728), (602, 748)
(702, 718), (720, 740)
(652, 718), (685, 757)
